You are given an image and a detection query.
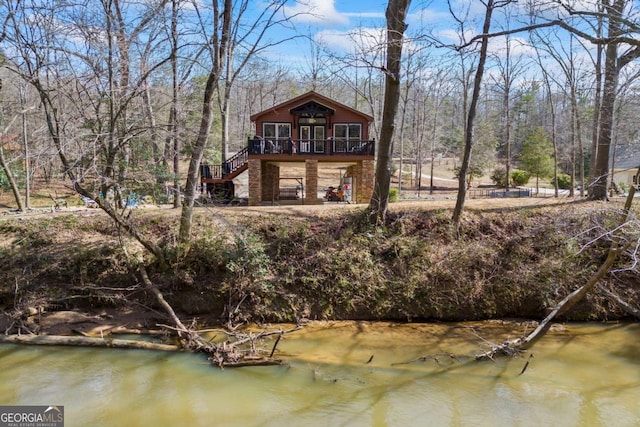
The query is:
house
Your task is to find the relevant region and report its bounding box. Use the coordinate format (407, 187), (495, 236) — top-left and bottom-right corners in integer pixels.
(611, 142), (640, 191)
(200, 91), (376, 206)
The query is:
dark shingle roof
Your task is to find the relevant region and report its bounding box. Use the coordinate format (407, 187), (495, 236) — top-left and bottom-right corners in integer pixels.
(612, 142), (640, 170)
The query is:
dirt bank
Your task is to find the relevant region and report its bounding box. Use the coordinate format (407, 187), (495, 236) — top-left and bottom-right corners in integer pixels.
(0, 198), (638, 333)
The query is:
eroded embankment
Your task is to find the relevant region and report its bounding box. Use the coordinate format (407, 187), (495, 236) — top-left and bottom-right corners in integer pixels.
(0, 200), (638, 332)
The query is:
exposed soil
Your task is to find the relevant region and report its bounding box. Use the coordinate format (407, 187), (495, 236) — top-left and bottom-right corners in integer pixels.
(1, 195), (639, 335)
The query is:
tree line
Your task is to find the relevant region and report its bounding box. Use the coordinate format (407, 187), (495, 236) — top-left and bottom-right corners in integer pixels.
(0, 0), (639, 226)
(1, 0), (639, 364)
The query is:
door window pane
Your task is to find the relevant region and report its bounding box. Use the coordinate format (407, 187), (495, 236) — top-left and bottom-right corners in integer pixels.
(300, 126), (310, 152)
(314, 127), (325, 152)
(348, 124), (361, 140)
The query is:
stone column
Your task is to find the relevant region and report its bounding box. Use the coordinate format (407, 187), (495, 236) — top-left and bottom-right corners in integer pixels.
(261, 163), (280, 202)
(355, 160), (375, 204)
(248, 159), (262, 206)
(305, 159), (319, 205)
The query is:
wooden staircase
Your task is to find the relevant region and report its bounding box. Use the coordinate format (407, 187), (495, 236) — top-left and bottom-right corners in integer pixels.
(200, 147), (248, 183)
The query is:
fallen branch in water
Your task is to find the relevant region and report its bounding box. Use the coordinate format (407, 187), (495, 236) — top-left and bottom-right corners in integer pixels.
(0, 334), (181, 352)
(518, 354), (534, 375)
(139, 265), (298, 367)
(475, 178), (638, 361)
(392, 352), (461, 366)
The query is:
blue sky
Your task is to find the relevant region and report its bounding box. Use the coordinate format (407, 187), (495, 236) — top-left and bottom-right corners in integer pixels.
(266, 0), (455, 66)
(244, 0), (611, 87)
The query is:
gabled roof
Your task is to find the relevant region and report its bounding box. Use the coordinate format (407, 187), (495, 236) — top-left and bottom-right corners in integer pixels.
(612, 142), (640, 170)
(250, 90), (374, 122)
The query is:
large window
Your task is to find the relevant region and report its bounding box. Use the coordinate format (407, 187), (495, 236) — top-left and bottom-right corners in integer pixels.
(263, 123), (291, 153)
(263, 123), (291, 140)
(333, 123), (362, 152)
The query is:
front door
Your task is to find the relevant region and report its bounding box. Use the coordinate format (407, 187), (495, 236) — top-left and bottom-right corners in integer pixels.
(300, 125), (325, 153)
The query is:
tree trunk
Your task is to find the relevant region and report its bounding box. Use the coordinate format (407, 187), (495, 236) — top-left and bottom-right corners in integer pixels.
(590, 0), (629, 200)
(588, 4), (604, 192)
(0, 114), (25, 212)
(590, 39), (618, 200)
(452, 0), (494, 225)
(179, 0), (231, 244)
(368, 0), (411, 224)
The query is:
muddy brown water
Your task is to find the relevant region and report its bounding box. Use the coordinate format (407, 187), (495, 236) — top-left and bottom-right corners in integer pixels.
(0, 321), (638, 426)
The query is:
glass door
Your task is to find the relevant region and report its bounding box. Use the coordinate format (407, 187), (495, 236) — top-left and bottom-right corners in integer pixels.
(300, 126), (311, 152)
(313, 126), (325, 153)
(300, 125), (325, 153)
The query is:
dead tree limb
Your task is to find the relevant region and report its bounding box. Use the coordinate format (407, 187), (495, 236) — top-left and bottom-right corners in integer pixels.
(139, 265), (293, 367)
(599, 285), (640, 319)
(476, 175), (638, 360)
(0, 334), (181, 351)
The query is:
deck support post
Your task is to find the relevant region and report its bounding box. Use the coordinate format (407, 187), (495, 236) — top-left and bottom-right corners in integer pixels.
(305, 160), (319, 205)
(248, 159), (262, 206)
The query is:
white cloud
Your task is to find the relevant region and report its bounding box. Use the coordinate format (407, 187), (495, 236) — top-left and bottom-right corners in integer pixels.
(284, 0), (349, 25)
(488, 36), (536, 57)
(407, 7), (451, 25)
(343, 12), (385, 19)
(437, 28), (477, 44)
(315, 27), (385, 53)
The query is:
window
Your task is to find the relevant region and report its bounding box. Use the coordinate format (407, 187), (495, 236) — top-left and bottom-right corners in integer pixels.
(263, 123), (291, 153)
(333, 123), (362, 152)
(263, 123), (291, 140)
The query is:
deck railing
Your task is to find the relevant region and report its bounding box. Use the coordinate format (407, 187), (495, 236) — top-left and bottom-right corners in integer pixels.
(200, 138), (374, 183)
(200, 148), (248, 180)
(247, 137), (375, 156)
(223, 147), (248, 176)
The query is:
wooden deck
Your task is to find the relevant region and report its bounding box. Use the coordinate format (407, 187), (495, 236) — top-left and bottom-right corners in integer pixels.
(200, 138), (375, 183)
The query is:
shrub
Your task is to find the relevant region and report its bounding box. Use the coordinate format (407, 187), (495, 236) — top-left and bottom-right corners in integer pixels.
(618, 182), (629, 194)
(511, 170), (530, 186)
(556, 173), (572, 190)
(389, 187), (399, 203)
(490, 168), (507, 187)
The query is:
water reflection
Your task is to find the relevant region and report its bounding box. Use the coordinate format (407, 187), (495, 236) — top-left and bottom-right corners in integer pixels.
(0, 322), (638, 426)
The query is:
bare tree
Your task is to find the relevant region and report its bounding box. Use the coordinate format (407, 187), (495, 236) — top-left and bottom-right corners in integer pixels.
(3, 0), (171, 260)
(368, 0), (412, 224)
(179, 0), (300, 244)
(452, 0), (516, 225)
(532, 29), (591, 197)
(488, 28), (527, 191)
(587, 0), (640, 200)
(0, 114), (26, 212)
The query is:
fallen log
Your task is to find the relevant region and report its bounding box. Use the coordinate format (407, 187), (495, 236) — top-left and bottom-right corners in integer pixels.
(0, 334), (181, 352)
(475, 178), (638, 361)
(139, 266), (298, 367)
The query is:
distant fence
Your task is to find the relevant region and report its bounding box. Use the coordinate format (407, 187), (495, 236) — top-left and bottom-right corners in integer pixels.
(468, 188), (560, 199)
